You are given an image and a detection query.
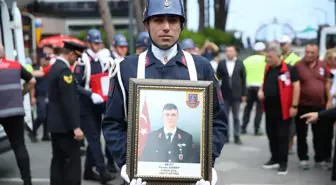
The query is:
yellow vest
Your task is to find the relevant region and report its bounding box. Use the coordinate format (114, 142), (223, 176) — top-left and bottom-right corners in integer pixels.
(24, 64), (33, 73)
(243, 54), (266, 86)
(281, 52), (301, 66)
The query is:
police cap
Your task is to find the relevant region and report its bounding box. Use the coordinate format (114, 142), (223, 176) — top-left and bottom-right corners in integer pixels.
(63, 41), (87, 56)
(143, 0), (185, 23)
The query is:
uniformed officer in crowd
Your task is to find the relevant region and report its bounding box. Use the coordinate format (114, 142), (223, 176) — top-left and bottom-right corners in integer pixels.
(102, 0), (226, 184)
(241, 42), (266, 135)
(140, 103), (197, 163)
(74, 29), (115, 184)
(110, 33), (128, 59)
(181, 38), (199, 55)
(28, 52), (51, 142)
(136, 31), (151, 54)
(0, 43), (35, 185)
(47, 41), (85, 185)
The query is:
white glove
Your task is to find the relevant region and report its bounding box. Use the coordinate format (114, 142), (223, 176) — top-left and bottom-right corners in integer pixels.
(91, 93), (104, 104)
(130, 178), (146, 185)
(121, 165), (130, 183)
(212, 168), (217, 185)
(196, 179), (210, 185)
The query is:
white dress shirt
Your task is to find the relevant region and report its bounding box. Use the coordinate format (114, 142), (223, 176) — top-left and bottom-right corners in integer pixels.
(226, 57), (237, 77)
(164, 127), (177, 142)
(151, 44), (178, 64)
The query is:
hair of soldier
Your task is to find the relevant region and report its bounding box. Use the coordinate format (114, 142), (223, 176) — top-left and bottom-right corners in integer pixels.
(162, 103), (179, 113)
(265, 45), (282, 57)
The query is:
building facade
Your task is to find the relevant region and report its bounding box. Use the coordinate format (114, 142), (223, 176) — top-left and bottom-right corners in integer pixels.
(25, 0), (134, 36)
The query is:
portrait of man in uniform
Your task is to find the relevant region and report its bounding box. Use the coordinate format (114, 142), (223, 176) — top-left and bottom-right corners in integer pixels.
(140, 103), (199, 164)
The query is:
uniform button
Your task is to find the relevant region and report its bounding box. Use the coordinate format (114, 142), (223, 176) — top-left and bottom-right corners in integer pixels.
(168, 159), (171, 162)
(168, 151), (171, 154)
(156, 150), (158, 153)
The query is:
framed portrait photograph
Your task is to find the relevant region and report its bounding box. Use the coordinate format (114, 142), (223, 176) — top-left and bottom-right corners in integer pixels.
(126, 78), (213, 185)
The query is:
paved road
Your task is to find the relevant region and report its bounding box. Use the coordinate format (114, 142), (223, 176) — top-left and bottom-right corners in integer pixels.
(0, 104), (334, 185)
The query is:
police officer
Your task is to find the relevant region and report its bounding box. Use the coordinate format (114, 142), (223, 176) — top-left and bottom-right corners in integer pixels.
(140, 103), (197, 163)
(29, 53), (51, 142)
(111, 33), (128, 59)
(102, 0), (226, 184)
(47, 41), (85, 185)
(74, 29), (114, 184)
(136, 31), (151, 54)
(181, 38), (198, 55)
(0, 44), (35, 185)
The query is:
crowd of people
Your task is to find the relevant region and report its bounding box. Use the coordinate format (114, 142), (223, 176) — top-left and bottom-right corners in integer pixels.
(2, 0), (336, 184)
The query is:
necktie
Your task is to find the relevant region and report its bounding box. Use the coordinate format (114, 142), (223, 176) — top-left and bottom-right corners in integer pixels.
(163, 56), (168, 64)
(167, 133), (172, 143)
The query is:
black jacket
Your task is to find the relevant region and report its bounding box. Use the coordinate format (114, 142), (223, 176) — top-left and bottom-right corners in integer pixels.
(140, 127), (199, 163)
(216, 59), (247, 101)
(47, 59), (80, 133)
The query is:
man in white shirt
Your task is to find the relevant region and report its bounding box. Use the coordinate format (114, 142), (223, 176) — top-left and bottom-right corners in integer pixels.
(216, 45), (247, 145)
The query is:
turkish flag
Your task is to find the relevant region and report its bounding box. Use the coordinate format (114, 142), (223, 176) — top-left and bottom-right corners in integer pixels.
(138, 98), (151, 158)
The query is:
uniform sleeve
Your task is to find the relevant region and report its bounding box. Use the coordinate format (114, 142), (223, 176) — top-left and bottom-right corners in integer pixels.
(318, 107), (336, 120)
(102, 75), (128, 168)
(205, 63), (228, 167)
(74, 65), (92, 97)
(21, 65), (33, 82)
(59, 68), (80, 130)
(290, 66), (299, 82)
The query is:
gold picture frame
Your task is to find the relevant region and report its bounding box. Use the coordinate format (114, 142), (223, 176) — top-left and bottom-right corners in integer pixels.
(126, 78), (213, 185)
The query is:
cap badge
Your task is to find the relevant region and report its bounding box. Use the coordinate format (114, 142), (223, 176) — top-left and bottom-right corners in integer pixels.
(164, 0), (169, 7)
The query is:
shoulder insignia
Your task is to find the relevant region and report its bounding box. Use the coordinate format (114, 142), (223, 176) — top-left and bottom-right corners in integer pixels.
(63, 75), (73, 84)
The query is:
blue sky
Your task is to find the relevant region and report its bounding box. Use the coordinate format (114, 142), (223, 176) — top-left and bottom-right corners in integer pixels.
(186, 0), (335, 42)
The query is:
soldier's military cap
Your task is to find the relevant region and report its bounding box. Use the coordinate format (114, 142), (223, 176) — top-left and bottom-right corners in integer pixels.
(63, 41), (87, 56)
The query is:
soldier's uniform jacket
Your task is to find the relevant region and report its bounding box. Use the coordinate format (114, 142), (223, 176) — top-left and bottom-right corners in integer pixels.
(74, 50), (107, 114)
(102, 45), (228, 168)
(140, 127), (198, 163)
(47, 58), (80, 133)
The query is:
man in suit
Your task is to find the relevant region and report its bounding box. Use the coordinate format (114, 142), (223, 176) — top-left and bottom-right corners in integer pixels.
(47, 41), (86, 185)
(140, 103), (198, 163)
(216, 45), (247, 145)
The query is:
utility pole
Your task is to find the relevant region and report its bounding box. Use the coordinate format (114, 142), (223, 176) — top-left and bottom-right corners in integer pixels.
(97, 0), (116, 46)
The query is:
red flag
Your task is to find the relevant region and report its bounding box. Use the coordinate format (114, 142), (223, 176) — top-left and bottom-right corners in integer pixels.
(138, 97), (151, 158)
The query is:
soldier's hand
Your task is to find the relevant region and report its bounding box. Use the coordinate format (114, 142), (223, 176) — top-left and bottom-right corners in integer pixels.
(91, 93), (104, 104)
(196, 179), (210, 185)
(121, 165), (130, 183)
(130, 178), (146, 185)
(73, 128), (84, 141)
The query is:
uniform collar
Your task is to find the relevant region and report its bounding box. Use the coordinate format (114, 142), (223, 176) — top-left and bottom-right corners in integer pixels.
(57, 56), (70, 68)
(146, 44), (187, 68)
(151, 44), (178, 64)
(163, 127), (177, 137)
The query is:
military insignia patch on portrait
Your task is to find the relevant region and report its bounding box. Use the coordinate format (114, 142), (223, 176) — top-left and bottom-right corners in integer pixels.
(186, 91), (200, 108)
(63, 75), (73, 84)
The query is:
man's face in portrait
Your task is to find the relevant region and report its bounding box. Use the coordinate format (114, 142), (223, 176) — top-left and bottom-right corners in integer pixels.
(162, 109), (178, 130)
